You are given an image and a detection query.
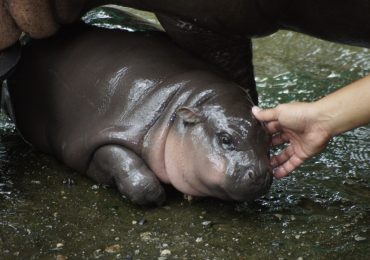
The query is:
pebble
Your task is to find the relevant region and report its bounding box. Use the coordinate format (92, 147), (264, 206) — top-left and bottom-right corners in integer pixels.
(274, 214), (283, 220)
(183, 194), (193, 202)
(105, 244), (121, 253)
(195, 237), (203, 243)
(202, 221), (213, 228)
(56, 255), (66, 260)
(63, 178), (76, 186)
(160, 249), (171, 256)
(56, 243), (64, 248)
(138, 218), (147, 225)
(354, 234), (367, 241)
(93, 249), (103, 258)
(140, 232), (152, 242)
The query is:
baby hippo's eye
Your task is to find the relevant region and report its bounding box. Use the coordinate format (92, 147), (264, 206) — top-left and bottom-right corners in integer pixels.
(217, 132), (235, 149)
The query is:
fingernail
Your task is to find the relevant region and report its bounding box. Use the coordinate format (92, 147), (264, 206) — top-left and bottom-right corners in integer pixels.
(252, 106), (261, 114)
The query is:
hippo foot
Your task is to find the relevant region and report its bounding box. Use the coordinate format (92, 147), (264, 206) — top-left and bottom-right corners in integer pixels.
(86, 145), (166, 206)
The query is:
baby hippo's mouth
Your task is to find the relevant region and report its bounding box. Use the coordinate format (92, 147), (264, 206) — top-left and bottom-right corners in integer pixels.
(224, 162), (273, 202)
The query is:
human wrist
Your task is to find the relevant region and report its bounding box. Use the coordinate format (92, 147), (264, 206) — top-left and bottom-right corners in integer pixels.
(308, 100), (337, 138)
(312, 75), (370, 136)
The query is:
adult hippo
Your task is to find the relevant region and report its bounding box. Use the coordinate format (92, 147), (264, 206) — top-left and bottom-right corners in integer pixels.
(2, 0), (370, 48)
(5, 23), (272, 206)
(1, 1), (370, 102)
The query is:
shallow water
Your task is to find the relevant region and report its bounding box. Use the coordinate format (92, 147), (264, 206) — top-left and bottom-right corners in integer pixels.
(1, 7), (369, 259)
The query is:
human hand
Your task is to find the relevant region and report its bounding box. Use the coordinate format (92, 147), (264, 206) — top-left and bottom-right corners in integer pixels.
(0, 0), (86, 50)
(252, 103), (332, 178)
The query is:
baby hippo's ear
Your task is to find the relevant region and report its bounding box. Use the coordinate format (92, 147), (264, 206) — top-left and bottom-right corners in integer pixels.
(176, 107), (203, 124)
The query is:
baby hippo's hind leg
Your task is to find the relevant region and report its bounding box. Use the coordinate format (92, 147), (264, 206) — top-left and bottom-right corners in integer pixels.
(86, 145), (166, 206)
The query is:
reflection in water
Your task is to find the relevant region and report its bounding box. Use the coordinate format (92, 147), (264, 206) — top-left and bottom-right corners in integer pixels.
(1, 7), (369, 259)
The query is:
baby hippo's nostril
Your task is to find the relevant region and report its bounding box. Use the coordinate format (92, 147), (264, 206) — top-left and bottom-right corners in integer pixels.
(247, 168), (254, 179)
(244, 161), (272, 186)
(245, 164), (264, 181)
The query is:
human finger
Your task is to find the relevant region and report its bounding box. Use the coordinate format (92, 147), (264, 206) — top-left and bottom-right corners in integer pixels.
(0, 0), (21, 50)
(271, 132), (290, 147)
(270, 144), (294, 167)
(273, 155), (304, 179)
(264, 121), (282, 135)
(252, 106), (280, 122)
(7, 0), (59, 38)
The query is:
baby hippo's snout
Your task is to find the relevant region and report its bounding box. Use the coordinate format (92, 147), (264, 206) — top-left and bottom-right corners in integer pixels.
(224, 159), (273, 202)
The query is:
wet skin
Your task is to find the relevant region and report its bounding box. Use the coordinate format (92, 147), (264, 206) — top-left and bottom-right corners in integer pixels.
(2, 1), (369, 102)
(2, 0), (370, 44)
(109, 0), (370, 45)
(6, 24), (272, 206)
(86, 1), (370, 103)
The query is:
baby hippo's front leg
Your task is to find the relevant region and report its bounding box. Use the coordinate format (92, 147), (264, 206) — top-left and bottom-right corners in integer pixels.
(86, 145), (166, 206)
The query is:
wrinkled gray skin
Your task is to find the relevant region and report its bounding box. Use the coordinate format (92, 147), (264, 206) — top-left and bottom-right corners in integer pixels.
(2, 1), (370, 102)
(2, 0), (370, 47)
(6, 24), (272, 206)
(110, 0), (370, 45)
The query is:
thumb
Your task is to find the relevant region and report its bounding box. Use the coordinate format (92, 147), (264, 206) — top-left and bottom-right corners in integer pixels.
(252, 106), (280, 122)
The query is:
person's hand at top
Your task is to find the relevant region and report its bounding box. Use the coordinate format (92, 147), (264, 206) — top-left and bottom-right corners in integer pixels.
(0, 0), (86, 50)
(253, 74), (370, 179)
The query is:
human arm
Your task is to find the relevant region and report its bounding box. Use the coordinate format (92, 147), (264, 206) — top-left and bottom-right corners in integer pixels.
(252, 74), (370, 178)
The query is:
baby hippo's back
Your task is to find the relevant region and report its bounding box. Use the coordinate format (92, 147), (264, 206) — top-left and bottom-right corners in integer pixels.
(7, 24), (223, 170)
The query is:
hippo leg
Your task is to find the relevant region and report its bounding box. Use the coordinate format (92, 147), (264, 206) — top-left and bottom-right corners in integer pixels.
(86, 145), (166, 206)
